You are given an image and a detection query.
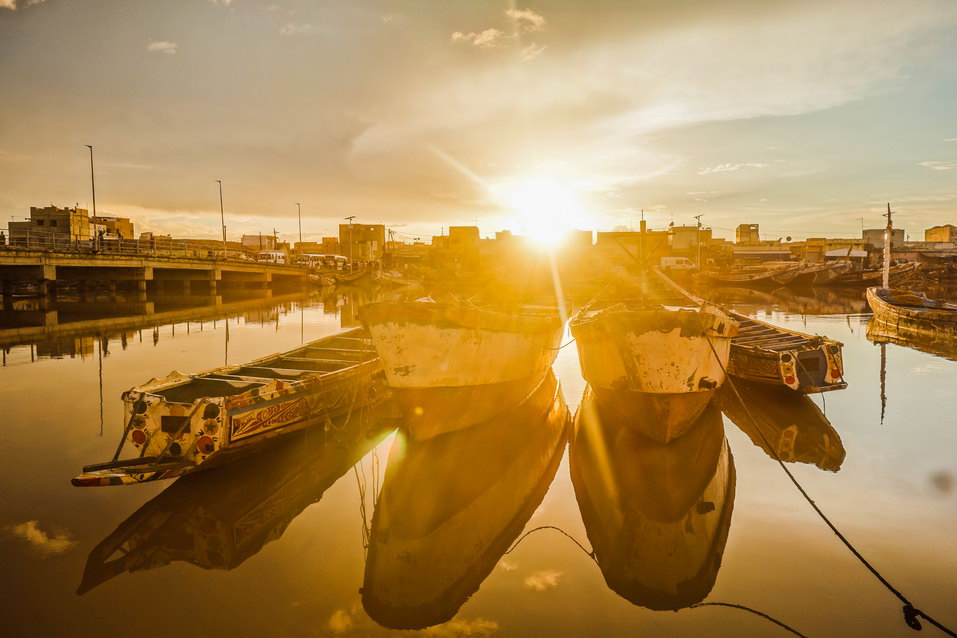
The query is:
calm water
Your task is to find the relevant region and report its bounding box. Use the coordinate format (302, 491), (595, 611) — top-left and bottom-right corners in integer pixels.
(1, 286), (955, 637)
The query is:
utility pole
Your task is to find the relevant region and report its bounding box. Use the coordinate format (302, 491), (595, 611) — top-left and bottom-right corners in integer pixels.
(84, 145), (97, 227)
(882, 203), (893, 289)
(693, 213), (704, 268)
(857, 217), (864, 237)
(344, 215), (356, 267)
(215, 180), (226, 259)
(295, 202), (302, 246)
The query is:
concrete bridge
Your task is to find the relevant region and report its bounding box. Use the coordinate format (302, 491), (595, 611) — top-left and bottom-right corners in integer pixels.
(0, 248), (311, 305)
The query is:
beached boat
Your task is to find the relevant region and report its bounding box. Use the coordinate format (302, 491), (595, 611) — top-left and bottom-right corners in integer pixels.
(788, 261), (851, 286)
(377, 270), (424, 287)
(726, 311), (846, 393)
(706, 263), (798, 288)
(77, 401), (400, 593)
(334, 267), (373, 284)
(571, 272), (736, 443)
(359, 297), (564, 440)
(362, 371), (569, 630)
(570, 388), (734, 610)
(72, 327), (387, 486)
(829, 261), (920, 287)
(717, 381), (845, 471)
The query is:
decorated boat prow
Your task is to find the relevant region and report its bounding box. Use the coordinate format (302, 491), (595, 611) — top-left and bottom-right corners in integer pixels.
(72, 327), (387, 486)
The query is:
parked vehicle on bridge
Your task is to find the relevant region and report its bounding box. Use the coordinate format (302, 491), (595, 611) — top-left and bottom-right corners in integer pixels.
(255, 250), (287, 265)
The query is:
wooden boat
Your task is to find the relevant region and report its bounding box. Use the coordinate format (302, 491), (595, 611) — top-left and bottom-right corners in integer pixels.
(828, 261), (919, 287)
(706, 263), (798, 288)
(726, 311), (846, 393)
(72, 327), (387, 486)
(571, 272), (737, 443)
(333, 267), (373, 284)
(377, 270), (423, 287)
(359, 297), (564, 440)
(788, 261), (850, 286)
(318, 274), (336, 287)
(570, 387), (734, 610)
(362, 371), (569, 630)
(866, 286), (957, 336)
(717, 381), (845, 471)
(77, 401), (400, 593)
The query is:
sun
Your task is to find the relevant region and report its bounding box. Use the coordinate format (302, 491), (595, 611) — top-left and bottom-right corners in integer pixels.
(499, 175), (591, 247)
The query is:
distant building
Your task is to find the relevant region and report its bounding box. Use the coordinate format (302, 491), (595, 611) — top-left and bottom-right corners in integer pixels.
(8, 205), (92, 244)
(242, 234), (279, 251)
(925, 224), (957, 243)
(91, 215), (134, 240)
(671, 225), (711, 251)
(863, 228), (904, 249)
(448, 226), (480, 250)
(736, 224), (760, 244)
(339, 223), (385, 262)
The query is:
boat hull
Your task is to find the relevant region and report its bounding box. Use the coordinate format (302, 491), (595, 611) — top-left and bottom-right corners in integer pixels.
(571, 305), (735, 443)
(867, 286), (957, 336)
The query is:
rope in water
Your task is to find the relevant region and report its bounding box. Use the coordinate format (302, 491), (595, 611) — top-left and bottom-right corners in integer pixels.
(705, 333), (955, 636)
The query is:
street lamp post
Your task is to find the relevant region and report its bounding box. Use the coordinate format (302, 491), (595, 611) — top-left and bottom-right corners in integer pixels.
(296, 202), (302, 247)
(344, 215), (356, 270)
(84, 145), (96, 247)
(693, 213), (704, 269)
(215, 180), (226, 260)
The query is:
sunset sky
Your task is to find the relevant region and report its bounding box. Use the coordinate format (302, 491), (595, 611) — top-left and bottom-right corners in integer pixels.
(1, 0), (955, 244)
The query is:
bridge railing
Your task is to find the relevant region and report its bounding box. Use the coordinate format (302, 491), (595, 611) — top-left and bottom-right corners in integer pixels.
(0, 228), (255, 262)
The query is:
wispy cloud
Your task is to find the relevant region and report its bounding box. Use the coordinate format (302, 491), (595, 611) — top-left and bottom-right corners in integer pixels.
(451, 28), (507, 48)
(506, 8), (546, 32)
(523, 569), (562, 591)
(520, 42), (546, 62)
(6, 520), (77, 555)
(919, 160), (957, 171)
(208, 0), (233, 6)
(944, 138), (957, 142)
(0, 0), (46, 9)
(697, 162), (769, 175)
(280, 23), (314, 36)
(421, 618), (500, 636)
(147, 40), (178, 55)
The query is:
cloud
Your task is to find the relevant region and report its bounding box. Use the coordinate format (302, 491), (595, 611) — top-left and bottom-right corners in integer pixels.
(451, 28), (507, 48)
(945, 138), (957, 142)
(498, 557), (518, 571)
(523, 569), (562, 591)
(280, 23), (314, 36)
(327, 609), (353, 634)
(208, 0), (233, 5)
(919, 160), (957, 171)
(520, 43), (546, 62)
(697, 162), (769, 175)
(506, 8), (546, 32)
(6, 520), (77, 555)
(147, 40), (178, 55)
(421, 618), (500, 636)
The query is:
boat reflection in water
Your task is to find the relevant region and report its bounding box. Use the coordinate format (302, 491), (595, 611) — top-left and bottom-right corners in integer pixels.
(570, 387), (734, 610)
(362, 371), (570, 629)
(866, 314), (957, 362)
(77, 400), (401, 594)
(717, 381), (846, 471)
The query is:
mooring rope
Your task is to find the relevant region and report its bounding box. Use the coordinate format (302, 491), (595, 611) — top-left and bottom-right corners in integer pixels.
(690, 602), (809, 638)
(503, 525), (596, 562)
(705, 333), (955, 636)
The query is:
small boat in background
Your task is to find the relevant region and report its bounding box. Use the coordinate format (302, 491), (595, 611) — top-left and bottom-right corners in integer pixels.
(571, 271), (736, 443)
(377, 270), (424, 287)
(570, 389), (734, 611)
(788, 261), (851, 286)
(359, 297), (565, 440)
(829, 261), (919, 287)
(72, 327), (387, 486)
(362, 371), (569, 630)
(867, 286), (957, 336)
(727, 311), (846, 393)
(706, 263), (798, 288)
(334, 267), (374, 284)
(717, 381), (845, 471)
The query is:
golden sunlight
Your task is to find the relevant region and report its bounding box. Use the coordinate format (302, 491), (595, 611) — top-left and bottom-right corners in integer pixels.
(499, 175), (591, 247)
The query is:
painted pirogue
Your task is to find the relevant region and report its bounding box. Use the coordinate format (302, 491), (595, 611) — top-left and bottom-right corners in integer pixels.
(359, 296), (565, 440)
(570, 271), (737, 444)
(72, 327), (387, 486)
(570, 388), (735, 611)
(658, 269), (846, 393)
(867, 286), (957, 336)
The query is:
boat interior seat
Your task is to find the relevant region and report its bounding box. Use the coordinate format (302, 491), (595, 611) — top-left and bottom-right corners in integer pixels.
(154, 378), (267, 402)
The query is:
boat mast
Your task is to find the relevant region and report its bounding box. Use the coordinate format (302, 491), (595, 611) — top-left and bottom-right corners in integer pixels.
(882, 203), (893, 288)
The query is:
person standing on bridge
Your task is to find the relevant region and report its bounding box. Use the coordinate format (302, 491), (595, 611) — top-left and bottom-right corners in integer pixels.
(0, 231), (5, 247)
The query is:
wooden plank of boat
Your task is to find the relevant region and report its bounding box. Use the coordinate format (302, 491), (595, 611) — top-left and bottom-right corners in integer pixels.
(77, 401), (400, 594)
(570, 387), (734, 611)
(359, 297), (565, 440)
(72, 327), (388, 486)
(571, 272), (737, 444)
(717, 381), (845, 471)
(362, 371), (569, 630)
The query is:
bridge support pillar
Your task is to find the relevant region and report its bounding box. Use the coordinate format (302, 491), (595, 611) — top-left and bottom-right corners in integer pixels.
(2, 280), (12, 310)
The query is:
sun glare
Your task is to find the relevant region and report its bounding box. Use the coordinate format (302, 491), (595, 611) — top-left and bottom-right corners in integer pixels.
(500, 175), (591, 247)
